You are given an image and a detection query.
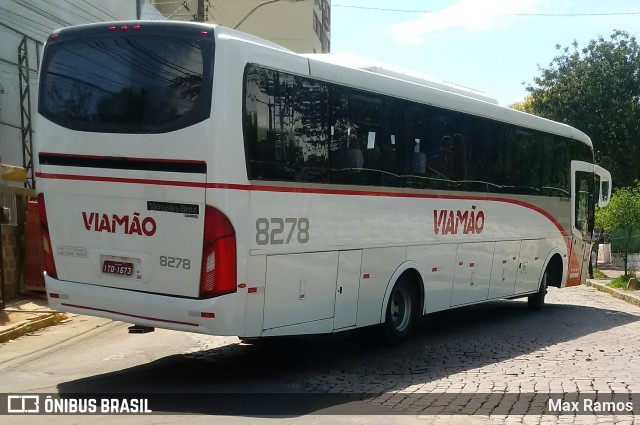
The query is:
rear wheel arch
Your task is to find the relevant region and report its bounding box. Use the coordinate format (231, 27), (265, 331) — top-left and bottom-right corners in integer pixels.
(379, 262), (425, 323)
(543, 252), (564, 288)
(528, 251), (563, 310)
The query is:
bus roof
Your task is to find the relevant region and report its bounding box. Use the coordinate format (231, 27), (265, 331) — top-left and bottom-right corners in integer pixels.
(303, 53), (499, 105)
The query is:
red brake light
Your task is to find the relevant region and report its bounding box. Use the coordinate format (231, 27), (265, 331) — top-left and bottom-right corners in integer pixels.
(121, 25), (128, 31)
(37, 194), (57, 279)
(133, 25), (141, 31)
(108, 26), (116, 32)
(200, 206), (236, 298)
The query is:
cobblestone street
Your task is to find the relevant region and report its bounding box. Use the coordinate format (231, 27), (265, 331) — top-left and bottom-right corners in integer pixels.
(302, 285), (640, 394)
(179, 284), (640, 423)
(2, 284), (639, 424)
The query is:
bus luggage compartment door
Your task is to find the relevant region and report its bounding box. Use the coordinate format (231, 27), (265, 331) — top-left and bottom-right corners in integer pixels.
(333, 250), (362, 330)
(451, 242), (494, 306)
(262, 252), (338, 333)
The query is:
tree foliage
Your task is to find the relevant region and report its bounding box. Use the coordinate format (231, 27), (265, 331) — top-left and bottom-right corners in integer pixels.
(595, 181), (640, 275)
(508, 96), (534, 113)
(523, 30), (640, 188)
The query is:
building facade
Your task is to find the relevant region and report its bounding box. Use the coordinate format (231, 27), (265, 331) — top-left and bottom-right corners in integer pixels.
(151, 0), (331, 53)
(0, 0), (137, 184)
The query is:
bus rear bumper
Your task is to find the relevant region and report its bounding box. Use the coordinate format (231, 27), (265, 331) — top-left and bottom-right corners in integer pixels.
(44, 275), (240, 336)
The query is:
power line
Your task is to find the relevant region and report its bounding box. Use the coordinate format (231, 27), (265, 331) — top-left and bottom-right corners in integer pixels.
(0, 9), (52, 39)
(332, 4), (640, 17)
(12, 0), (73, 27)
(79, 0), (120, 20)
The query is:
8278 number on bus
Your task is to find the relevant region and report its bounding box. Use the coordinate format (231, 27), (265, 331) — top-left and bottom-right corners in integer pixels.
(256, 218), (309, 245)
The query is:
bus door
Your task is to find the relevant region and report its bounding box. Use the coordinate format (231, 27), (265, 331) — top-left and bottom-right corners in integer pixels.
(570, 161), (596, 284)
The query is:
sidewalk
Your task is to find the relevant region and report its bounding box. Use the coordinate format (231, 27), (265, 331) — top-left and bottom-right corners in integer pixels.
(0, 297), (67, 343)
(585, 264), (640, 307)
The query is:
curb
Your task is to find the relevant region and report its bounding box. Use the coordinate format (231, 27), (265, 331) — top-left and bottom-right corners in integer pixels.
(0, 313), (67, 343)
(584, 280), (640, 307)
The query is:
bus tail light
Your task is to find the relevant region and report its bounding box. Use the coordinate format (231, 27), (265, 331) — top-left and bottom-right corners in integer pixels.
(200, 206), (236, 298)
(37, 194), (58, 278)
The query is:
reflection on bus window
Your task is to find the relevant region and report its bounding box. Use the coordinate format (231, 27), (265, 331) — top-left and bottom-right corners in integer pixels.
(243, 64), (592, 197)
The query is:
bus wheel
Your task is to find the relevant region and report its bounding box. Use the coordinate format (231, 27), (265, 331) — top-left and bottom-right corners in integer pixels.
(382, 278), (418, 345)
(528, 270), (548, 310)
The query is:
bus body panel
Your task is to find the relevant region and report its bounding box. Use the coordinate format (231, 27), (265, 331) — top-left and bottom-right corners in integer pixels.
(516, 239), (549, 294)
(488, 240), (522, 298)
(245, 188), (568, 253)
(408, 244), (457, 313)
(451, 242), (495, 306)
(357, 247), (407, 328)
(333, 250), (362, 330)
(263, 251), (338, 331)
(45, 275), (241, 336)
(34, 22), (610, 341)
(38, 167), (206, 298)
(243, 254), (267, 337)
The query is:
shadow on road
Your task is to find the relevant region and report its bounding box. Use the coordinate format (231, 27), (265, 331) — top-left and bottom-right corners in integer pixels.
(57, 294), (639, 416)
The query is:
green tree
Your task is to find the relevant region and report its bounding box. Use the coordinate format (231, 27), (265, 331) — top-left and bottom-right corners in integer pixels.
(523, 30), (640, 188)
(595, 182), (640, 275)
(508, 96), (535, 113)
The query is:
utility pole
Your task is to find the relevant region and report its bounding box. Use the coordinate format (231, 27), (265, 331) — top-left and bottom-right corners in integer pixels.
(196, 0), (205, 22)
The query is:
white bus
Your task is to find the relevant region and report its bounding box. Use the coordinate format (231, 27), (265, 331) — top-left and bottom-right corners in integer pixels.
(35, 21), (611, 345)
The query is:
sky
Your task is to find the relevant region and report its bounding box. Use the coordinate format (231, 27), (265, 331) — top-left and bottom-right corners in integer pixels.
(330, 0), (640, 106)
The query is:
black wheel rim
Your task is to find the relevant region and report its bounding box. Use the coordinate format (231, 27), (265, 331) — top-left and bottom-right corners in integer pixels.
(390, 285), (412, 332)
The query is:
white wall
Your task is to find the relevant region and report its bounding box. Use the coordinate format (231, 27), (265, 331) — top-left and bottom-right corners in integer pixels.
(611, 253), (640, 271)
(0, 0), (138, 182)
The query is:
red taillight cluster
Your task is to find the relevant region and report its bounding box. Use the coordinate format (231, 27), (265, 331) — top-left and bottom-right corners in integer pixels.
(200, 206), (236, 298)
(107, 25), (139, 32)
(37, 194), (58, 278)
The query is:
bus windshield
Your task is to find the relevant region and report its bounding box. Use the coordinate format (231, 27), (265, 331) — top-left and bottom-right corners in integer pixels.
(39, 26), (214, 134)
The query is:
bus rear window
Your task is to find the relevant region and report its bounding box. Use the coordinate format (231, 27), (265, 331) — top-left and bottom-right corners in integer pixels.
(39, 31), (214, 133)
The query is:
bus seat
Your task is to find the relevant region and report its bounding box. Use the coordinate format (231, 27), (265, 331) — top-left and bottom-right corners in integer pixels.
(408, 151), (427, 174)
(347, 148), (364, 171)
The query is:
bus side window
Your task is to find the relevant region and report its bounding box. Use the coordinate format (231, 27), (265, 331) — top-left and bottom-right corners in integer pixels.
(329, 86), (356, 184)
(541, 135), (570, 197)
(243, 65), (330, 183)
(350, 93), (383, 186)
(575, 171), (595, 238)
(292, 78), (330, 183)
(401, 105), (425, 183)
(379, 101), (401, 186)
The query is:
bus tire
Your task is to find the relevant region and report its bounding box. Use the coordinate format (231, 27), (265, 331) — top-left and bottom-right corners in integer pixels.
(381, 277), (418, 345)
(528, 270), (548, 311)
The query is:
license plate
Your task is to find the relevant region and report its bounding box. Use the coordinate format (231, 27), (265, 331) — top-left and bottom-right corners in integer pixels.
(102, 260), (134, 276)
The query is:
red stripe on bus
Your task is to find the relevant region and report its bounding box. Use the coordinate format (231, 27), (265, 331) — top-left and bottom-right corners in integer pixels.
(37, 172), (581, 284)
(61, 303), (199, 327)
(36, 172), (569, 234)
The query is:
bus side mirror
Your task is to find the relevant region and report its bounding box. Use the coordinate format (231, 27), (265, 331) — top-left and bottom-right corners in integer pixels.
(595, 165), (611, 208)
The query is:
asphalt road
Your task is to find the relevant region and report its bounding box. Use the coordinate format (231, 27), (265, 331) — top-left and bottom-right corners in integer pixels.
(0, 284), (639, 424)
